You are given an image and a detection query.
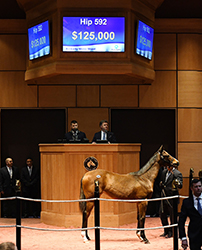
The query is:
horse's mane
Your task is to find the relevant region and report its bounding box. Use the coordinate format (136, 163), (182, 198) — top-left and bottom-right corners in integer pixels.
(129, 151), (159, 176)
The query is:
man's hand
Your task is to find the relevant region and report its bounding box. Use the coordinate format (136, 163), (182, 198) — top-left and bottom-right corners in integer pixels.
(159, 181), (165, 189)
(181, 239), (188, 249)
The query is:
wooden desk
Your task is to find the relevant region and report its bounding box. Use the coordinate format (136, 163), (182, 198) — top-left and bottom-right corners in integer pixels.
(39, 143), (141, 227)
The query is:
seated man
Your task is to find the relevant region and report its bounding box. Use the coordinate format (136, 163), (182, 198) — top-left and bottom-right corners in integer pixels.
(64, 120), (87, 142)
(92, 120), (116, 143)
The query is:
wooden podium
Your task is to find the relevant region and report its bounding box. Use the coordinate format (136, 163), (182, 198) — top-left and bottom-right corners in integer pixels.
(39, 143), (141, 227)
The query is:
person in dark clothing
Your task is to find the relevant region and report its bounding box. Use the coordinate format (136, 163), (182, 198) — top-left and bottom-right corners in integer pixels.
(159, 165), (183, 238)
(92, 120), (116, 143)
(0, 158), (20, 218)
(179, 179), (202, 250)
(64, 120), (87, 142)
(21, 158), (40, 218)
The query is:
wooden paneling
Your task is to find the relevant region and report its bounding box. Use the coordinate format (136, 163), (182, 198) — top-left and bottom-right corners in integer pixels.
(0, 35), (26, 70)
(179, 177), (189, 210)
(101, 85), (138, 107)
(178, 143), (202, 178)
(68, 108), (108, 142)
(178, 71), (202, 107)
(0, 20), (27, 33)
(38, 86), (76, 107)
(155, 19), (202, 34)
(139, 71), (176, 107)
(178, 34), (201, 70)
(154, 34), (176, 70)
(178, 109), (202, 142)
(77, 85), (99, 107)
(0, 72), (37, 107)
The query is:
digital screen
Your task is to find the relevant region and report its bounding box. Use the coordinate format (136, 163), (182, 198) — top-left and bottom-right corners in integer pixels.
(63, 17), (125, 52)
(136, 20), (154, 60)
(28, 20), (50, 60)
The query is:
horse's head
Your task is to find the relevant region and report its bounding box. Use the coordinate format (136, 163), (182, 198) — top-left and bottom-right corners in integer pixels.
(158, 145), (179, 167)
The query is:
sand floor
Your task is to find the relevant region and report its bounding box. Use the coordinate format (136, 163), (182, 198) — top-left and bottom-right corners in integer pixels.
(0, 217), (185, 250)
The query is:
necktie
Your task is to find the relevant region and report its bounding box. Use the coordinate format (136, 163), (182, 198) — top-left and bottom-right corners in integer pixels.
(103, 132), (106, 140)
(197, 198), (202, 215)
(165, 171), (171, 182)
(8, 168), (12, 179)
(28, 167), (32, 176)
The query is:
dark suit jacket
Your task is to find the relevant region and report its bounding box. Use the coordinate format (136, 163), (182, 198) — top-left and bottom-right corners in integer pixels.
(0, 166), (20, 196)
(160, 168), (183, 196)
(21, 166), (40, 195)
(92, 131), (116, 143)
(64, 130), (86, 142)
(179, 196), (202, 245)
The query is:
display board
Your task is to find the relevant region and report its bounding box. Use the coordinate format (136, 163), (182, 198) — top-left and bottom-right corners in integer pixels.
(63, 17), (125, 52)
(28, 20), (50, 60)
(136, 20), (154, 60)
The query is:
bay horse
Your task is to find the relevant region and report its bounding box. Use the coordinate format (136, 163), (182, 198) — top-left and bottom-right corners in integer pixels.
(79, 145), (179, 243)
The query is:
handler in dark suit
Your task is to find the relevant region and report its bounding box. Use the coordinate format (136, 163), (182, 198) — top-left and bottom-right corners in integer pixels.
(179, 178), (202, 250)
(92, 120), (116, 143)
(0, 158), (20, 217)
(21, 158), (40, 218)
(159, 165), (183, 238)
(64, 120), (87, 142)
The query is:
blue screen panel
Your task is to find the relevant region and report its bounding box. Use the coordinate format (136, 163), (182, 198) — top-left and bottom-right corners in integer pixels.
(28, 20), (50, 60)
(136, 20), (154, 60)
(63, 17), (125, 52)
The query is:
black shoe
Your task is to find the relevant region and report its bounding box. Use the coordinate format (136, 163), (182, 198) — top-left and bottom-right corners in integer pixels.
(23, 214), (29, 218)
(160, 232), (168, 237)
(165, 232), (172, 238)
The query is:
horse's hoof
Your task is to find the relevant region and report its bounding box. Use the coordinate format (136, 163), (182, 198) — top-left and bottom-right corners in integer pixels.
(81, 231), (91, 243)
(83, 238), (90, 243)
(144, 239), (150, 244)
(136, 232), (144, 242)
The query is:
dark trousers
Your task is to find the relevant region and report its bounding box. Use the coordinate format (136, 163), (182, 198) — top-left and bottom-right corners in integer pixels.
(159, 199), (173, 234)
(2, 193), (16, 217)
(189, 240), (202, 250)
(22, 190), (38, 217)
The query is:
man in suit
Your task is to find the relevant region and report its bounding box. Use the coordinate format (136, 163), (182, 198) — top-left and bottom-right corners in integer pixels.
(64, 120), (87, 142)
(179, 179), (202, 250)
(159, 164), (183, 238)
(21, 158), (40, 218)
(0, 158), (20, 217)
(92, 120), (116, 143)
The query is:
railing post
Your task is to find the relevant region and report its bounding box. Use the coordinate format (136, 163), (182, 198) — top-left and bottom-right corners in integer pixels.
(16, 195), (21, 250)
(173, 196), (178, 250)
(94, 181), (100, 250)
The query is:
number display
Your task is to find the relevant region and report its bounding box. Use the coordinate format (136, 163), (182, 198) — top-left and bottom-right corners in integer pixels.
(136, 20), (154, 60)
(72, 31), (115, 41)
(28, 20), (50, 60)
(63, 17), (125, 52)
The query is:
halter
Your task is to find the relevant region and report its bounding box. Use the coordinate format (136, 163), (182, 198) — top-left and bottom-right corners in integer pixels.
(160, 151), (178, 166)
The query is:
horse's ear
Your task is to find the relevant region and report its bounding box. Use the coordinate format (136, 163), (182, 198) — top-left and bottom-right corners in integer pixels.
(158, 145), (164, 153)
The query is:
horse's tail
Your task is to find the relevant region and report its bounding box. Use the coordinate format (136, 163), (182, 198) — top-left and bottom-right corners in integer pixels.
(79, 177), (86, 213)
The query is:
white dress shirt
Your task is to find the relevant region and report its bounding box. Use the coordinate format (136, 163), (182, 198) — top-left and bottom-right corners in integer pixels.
(101, 130), (107, 140)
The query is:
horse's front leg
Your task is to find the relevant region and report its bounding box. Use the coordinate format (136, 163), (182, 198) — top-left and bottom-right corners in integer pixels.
(136, 201), (150, 244)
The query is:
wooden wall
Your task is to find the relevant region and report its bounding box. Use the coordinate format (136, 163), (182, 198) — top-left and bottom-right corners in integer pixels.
(0, 18), (202, 197)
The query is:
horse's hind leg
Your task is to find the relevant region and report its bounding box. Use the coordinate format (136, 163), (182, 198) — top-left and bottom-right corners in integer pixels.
(136, 201), (149, 244)
(81, 201), (94, 243)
